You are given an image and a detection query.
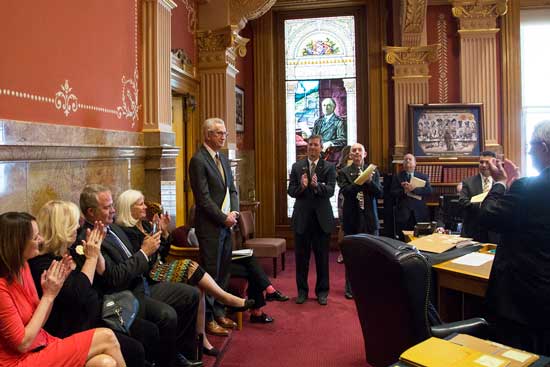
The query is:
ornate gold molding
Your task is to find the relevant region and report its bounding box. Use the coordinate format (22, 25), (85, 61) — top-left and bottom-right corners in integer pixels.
(451, 0), (508, 29)
(230, 0), (276, 25)
(196, 26), (250, 68)
(384, 45), (439, 65)
(401, 0), (428, 46)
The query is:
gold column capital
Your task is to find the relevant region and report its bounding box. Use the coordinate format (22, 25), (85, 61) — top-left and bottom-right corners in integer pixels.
(384, 45), (439, 78)
(451, 0), (508, 30)
(197, 26), (250, 69)
(384, 45), (439, 65)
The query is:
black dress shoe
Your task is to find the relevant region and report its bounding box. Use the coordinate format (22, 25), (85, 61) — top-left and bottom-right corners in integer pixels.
(226, 298), (255, 313)
(266, 290), (289, 302)
(295, 294), (307, 304)
(344, 291), (354, 299)
(317, 296), (328, 306)
(250, 312), (274, 323)
(173, 353), (203, 367)
(203, 346), (219, 356)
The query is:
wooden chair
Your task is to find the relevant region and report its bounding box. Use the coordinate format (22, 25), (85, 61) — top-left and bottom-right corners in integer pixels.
(238, 210), (286, 278)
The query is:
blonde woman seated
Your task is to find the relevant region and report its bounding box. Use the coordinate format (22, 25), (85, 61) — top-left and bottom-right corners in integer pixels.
(0, 211), (125, 367)
(115, 189), (253, 356)
(28, 200), (159, 367)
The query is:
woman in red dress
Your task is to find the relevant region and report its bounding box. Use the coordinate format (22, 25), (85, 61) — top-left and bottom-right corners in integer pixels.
(0, 212), (126, 367)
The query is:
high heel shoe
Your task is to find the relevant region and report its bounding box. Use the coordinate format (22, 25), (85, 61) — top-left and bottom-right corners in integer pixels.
(203, 346), (219, 356)
(226, 298), (255, 313)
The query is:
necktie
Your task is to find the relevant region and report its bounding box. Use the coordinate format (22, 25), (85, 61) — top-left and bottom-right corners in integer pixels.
(107, 228), (150, 296)
(406, 172), (411, 182)
(483, 177), (491, 192)
(107, 228), (133, 258)
(356, 166), (365, 210)
(215, 153), (225, 184)
(215, 153), (231, 214)
(310, 162), (316, 177)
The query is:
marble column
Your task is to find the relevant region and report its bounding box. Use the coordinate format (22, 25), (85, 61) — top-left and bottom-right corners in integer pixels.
(452, 0), (508, 152)
(141, 0), (179, 210)
(384, 45), (439, 157)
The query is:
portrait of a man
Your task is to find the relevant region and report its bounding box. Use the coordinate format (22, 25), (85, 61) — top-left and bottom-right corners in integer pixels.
(312, 97), (347, 153)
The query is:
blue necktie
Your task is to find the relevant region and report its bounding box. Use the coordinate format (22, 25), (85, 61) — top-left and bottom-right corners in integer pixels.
(107, 228), (151, 296)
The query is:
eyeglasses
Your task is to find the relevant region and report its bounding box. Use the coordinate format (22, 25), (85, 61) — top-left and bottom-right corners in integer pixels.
(529, 140), (548, 154)
(209, 130), (228, 137)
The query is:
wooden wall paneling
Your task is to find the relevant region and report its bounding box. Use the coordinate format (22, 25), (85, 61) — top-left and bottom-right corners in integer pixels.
(252, 11), (277, 237)
(501, 0), (522, 167)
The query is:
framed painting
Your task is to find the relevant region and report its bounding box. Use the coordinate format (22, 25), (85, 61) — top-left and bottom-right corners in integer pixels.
(409, 103), (483, 158)
(236, 86), (244, 132)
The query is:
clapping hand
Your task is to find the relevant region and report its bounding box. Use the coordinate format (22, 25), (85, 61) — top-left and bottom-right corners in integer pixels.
(153, 212), (171, 237)
(310, 173), (318, 188)
(141, 231), (161, 257)
(82, 221), (105, 260)
(41, 259), (71, 299)
(300, 173), (309, 189)
(488, 159), (520, 188)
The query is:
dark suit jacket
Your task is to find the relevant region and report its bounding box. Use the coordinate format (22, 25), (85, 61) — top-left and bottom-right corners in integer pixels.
(337, 163), (382, 235)
(458, 174), (496, 242)
(390, 170), (432, 224)
(288, 158), (336, 234)
(189, 145), (239, 239)
(77, 222), (150, 294)
(480, 167), (550, 328)
(312, 114), (346, 148)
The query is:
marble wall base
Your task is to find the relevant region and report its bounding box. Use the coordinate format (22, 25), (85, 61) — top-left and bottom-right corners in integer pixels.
(0, 119), (171, 215)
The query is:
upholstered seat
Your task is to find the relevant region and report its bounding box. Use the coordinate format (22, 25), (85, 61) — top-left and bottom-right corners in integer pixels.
(239, 210), (286, 278)
(341, 234), (487, 367)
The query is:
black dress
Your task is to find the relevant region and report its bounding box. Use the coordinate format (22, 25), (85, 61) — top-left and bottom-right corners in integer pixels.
(29, 253), (157, 367)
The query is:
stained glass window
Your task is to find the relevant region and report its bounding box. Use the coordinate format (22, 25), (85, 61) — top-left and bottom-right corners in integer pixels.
(285, 16), (357, 218)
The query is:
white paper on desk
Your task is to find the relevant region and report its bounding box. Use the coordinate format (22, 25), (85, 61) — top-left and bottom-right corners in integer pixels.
(410, 176), (426, 189)
(470, 191), (488, 204)
(354, 164), (377, 185)
(451, 252), (493, 266)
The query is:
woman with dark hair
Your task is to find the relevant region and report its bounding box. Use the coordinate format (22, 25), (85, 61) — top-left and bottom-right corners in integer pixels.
(29, 200), (159, 367)
(0, 211), (125, 367)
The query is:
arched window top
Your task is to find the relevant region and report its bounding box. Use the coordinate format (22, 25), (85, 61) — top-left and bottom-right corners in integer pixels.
(285, 16), (356, 80)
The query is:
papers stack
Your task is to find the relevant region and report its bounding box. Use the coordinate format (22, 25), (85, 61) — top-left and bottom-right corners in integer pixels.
(354, 164), (377, 185)
(470, 191), (489, 204)
(408, 233), (474, 254)
(400, 335), (539, 367)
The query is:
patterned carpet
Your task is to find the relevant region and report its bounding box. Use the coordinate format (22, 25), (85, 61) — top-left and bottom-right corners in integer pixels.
(217, 250), (369, 367)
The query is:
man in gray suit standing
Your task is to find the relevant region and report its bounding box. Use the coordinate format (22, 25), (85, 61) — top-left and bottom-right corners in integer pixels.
(189, 118), (240, 335)
(288, 135), (336, 306)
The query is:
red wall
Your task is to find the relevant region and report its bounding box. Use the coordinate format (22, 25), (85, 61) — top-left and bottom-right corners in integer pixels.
(427, 5), (460, 104)
(0, 1), (140, 131)
(171, 0), (197, 65)
(236, 24), (255, 150)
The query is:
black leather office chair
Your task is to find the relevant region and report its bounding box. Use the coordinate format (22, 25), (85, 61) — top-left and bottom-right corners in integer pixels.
(341, 234), (487, 367)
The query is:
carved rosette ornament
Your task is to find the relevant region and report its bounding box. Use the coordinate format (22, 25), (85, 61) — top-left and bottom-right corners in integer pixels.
(451, 0), (508, 30)
(401, 0), (427, 46)
(384, 45), (439, 78)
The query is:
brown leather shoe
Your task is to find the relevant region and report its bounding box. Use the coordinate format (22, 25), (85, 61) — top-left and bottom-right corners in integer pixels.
(216, 316), (237, 329)
(206, 320), (229, 336)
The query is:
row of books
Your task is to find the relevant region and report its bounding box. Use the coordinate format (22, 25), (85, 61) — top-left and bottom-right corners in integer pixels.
(415, 165), (478, 184)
